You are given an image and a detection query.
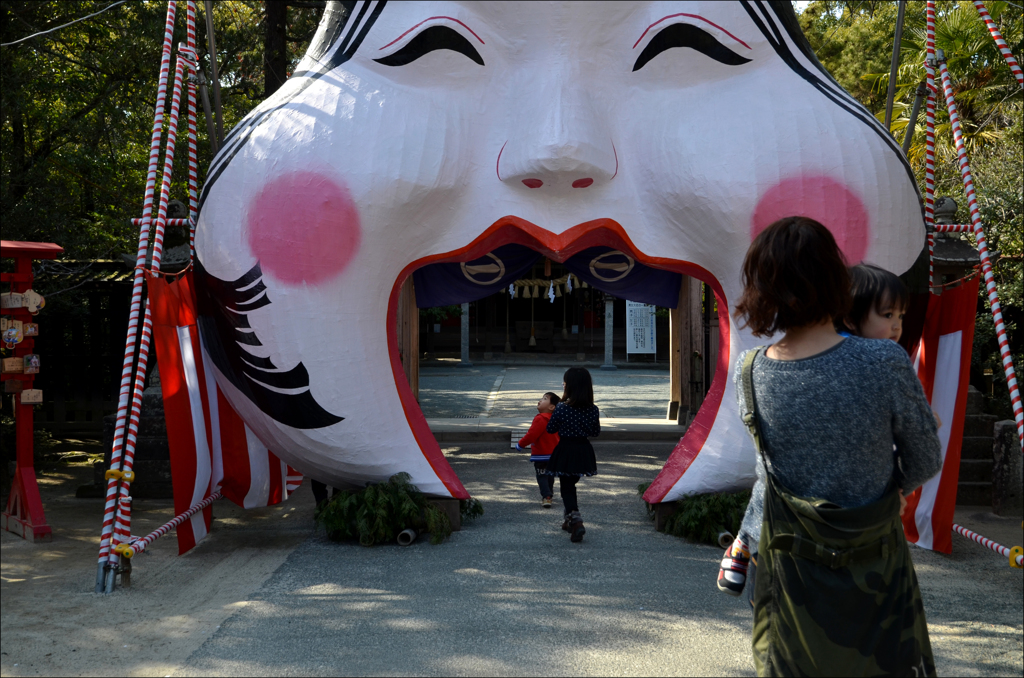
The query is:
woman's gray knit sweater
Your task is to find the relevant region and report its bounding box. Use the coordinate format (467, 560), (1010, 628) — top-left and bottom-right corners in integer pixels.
(737, 336), (942, 548)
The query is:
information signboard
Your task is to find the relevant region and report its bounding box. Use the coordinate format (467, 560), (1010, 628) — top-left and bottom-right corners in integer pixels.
(626, 301), (656, 355)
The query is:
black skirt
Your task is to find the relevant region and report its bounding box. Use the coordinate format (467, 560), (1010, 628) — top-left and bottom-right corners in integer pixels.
(544, 437), (597, 477)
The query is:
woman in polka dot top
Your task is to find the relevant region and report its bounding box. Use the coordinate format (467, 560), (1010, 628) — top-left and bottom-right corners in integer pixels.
(545, 367), (600, 543)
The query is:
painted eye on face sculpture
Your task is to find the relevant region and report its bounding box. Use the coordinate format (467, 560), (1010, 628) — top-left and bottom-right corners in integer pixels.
(374, 25), (484, 67)
(632, 23), (751, 72)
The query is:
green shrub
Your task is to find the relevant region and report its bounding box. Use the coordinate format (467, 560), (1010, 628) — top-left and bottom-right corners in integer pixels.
(460, 497), (484, 521)
(637, 482), (750, 546)
(315, 472), (481, 546)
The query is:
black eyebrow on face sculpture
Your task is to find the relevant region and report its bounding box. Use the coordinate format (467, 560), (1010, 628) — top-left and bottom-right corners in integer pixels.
(633, 23), (751, 71)
(374, 25), (484, 66)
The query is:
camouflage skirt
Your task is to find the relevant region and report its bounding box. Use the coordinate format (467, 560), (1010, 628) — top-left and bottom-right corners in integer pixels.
(752, 476), (935, 677)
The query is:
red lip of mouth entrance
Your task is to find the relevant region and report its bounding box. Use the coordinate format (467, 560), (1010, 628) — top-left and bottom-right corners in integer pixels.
(386, 216), (730, 501)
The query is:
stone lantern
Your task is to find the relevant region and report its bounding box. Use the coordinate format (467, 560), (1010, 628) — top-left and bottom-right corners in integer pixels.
(931, 197), (980, 293)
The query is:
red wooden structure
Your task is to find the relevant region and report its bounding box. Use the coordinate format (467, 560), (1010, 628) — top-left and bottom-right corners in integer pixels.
(2, 240), (63, 541)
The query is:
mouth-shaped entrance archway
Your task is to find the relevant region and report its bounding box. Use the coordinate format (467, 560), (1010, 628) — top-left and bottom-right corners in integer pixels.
(386, 217), (730, 501)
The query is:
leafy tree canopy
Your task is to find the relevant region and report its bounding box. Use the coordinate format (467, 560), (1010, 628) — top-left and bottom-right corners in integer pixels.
(1, 1), (320, 259)
(801, 0), (1022, 416)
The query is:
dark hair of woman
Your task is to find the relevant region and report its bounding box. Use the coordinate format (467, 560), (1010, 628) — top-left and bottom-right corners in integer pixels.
(841, 263), (909, 332)
(544, 392), (561, 406)
(561, 367), (594, 409)
(734, 216), (851, 337)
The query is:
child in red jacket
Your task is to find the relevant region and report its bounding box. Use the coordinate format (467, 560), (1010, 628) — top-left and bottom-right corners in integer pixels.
(516, 392), (561, 508)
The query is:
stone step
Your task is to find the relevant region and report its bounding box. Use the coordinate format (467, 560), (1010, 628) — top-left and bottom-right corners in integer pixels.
(957, 481), (992, 506)
(958, 458), (993, 483)
(960, 436), (994, 460)
(963, 414), (998, 437)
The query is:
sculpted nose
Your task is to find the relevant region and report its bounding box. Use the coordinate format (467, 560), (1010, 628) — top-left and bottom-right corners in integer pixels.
(497, 81), (617, 191)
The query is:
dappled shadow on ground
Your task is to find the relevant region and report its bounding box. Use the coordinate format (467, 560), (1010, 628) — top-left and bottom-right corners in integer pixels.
(178, 442), (755, 677)
(1, 461), (318, 678)
(178, 441), (1023, 678)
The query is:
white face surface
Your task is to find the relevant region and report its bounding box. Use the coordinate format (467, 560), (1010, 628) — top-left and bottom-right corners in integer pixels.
(194, 1), (924, 500)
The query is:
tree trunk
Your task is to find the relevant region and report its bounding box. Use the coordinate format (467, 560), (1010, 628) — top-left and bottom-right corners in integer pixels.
(264, 1), (288, 98)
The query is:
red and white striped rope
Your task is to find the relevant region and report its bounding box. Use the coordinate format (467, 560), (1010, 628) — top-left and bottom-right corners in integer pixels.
(107, 42), (198, 572)
(952, 523), (1024, 567)
(973, 1), (1024, 89)
(930, 224), (974, 233)
(186, 1), (200, 261)
(97, 1), (178, 580)
(126, 492), (223, 557)
(131, 218), (190, 227)
(924, 5), (938, 292)
(934, 49), (1024, 449)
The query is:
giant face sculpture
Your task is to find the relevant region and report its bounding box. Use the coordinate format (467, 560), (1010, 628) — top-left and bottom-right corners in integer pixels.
(194, 0), (923, 501)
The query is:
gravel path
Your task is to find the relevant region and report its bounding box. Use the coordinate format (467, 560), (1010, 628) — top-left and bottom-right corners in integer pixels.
(176, 442), (1023, 677)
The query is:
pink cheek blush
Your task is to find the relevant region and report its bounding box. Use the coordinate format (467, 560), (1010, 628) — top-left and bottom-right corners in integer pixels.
(245, 172), (362, 286)
(751, 175), (869, 264)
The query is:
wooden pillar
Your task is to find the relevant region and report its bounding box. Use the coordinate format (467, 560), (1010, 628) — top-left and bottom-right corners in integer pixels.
(398, 277), (419, 400)
(692, 280), (708, 413)
(668, 279), (684, 420)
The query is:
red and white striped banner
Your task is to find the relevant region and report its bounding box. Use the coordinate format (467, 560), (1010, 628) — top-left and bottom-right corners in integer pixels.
(903, 277), (980, 553)
(149, 272), (303, 555)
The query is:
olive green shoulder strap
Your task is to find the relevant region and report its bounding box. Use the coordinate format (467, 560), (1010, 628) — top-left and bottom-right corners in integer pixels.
(741, 346), (766, 456)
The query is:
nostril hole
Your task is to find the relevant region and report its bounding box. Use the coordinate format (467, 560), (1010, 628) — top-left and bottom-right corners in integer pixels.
(522, 179), (543, 189)
(572, 178), (594, 188)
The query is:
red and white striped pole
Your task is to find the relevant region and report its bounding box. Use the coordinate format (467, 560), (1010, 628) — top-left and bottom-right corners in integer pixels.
(120, 492), (222, 558)
(972, 1), (1024, 89)
(953, 523), (1023, 568)
(924, 4), (938, 292)
(96, 0), (178, 593)
(104, 48), (197, 586)
(112, 496), (133, 547)
(935, 49), (1024, 449)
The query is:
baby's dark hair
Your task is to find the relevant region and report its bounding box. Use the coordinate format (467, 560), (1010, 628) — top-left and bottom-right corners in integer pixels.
(561, 367), (594, 409)
(543, 392), (561, 406)
(841, 263), (909, 334)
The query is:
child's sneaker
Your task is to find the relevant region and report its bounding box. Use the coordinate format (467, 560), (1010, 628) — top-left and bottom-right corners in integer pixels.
(542, 496), (552, 508)
(717, 536), (750, 596)
(568, 511), (586, 543)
